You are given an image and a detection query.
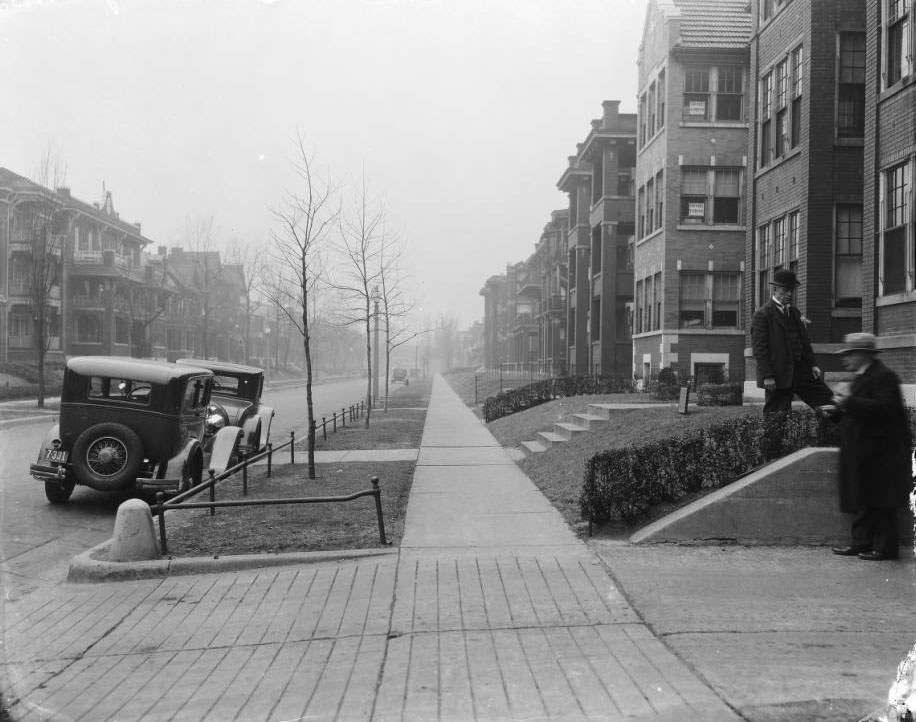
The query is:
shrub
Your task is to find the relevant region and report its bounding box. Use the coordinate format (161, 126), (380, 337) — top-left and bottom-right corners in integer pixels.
(696, 382), (744, 406)
(578, 408), (857, 525)
(482, 374), (633, 422)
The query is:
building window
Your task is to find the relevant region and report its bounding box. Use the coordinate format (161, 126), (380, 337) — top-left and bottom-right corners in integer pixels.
(717, 66), (744, 120)
(591, 226), (602, 275)
(568, 248), (577, 290)
(648, 81), (656, 138)
(680, 167), (707, 222)
(655, 170), (664, 229)
(791, 46), (803, 147)
(684, 66), (744, 122)
(760, 72), (773, 166)
(679, 271), (705, 327)
(712, 272), (740, 327)
(115, 315), (130, 345)
(713, 169), (740, 223)
(591, 297), (601, 341)
(773, 216), (786, 267)
(881, 162), (911, 295)
(637, 185), (646, 238)
(652, 272), (662, 331)
(788, 210), (800, 265)
(639, 93), (647, 146)
(886, 0), (911, 87)
(756, 224), (771, 308)
(646, 177), (655, 232)
(760, 45), (803, 168)
(680, 167), (741, 224)
(838, 33), (865, 137)
(835, 204), (863, 307)
(657, 70), (666, 129)
(76, 313), (102, 344)
(8, 311), (31, 347)
(684, 67), (710, 120)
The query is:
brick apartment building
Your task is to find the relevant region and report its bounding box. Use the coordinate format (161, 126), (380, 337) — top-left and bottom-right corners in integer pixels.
(558, 100), (636, 377)
(634, 0), (752, 386)
(744, 0), (866, 395)
(864, 0), (916, 397)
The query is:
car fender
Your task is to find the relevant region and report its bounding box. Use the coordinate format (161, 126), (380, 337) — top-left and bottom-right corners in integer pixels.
(209, 425), (243, 476)
(34, 423), (61, 462)
(254, 406), (275, 452)
(159, 438), (202, 480)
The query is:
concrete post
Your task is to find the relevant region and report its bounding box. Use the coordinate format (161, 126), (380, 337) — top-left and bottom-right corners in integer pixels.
(108, 498), (159, 562)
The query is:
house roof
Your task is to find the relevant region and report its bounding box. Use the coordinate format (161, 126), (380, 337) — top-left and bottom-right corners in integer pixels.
(657, 0), (752, 49)
(0, 167), (153, 242)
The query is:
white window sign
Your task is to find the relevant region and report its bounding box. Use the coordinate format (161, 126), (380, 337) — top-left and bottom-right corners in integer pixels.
(689, 202), (705, 217)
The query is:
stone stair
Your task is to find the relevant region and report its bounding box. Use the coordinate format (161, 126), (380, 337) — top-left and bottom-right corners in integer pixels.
(519, 400), (669, 456)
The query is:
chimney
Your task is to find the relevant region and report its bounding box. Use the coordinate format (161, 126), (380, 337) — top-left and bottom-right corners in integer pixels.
(568, 155), (577, 168)
(133, 222), (141, 233)
(601, 100), (620, 129)
(56, 187), (71, 198)
(590, 119), (601, 130)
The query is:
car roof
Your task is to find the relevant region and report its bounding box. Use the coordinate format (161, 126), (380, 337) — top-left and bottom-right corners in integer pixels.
(67, 356), (213, 384)
(176, 358), (264, 375)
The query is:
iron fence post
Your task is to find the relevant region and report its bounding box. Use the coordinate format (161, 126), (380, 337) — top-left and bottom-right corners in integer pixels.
(267, 442), (273, 478)
(156, 491), (168, 555)
(209, 470), (216, 516)
(371, 475), (388, 545)
(322, 416), (327, 440)
(341, 407), (346, 427)
(290, 430), (295, 464)
(333, 412), (337, 433)
(242, 456), (248, 496)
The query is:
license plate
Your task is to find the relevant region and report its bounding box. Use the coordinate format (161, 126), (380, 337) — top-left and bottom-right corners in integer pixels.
(45, 449), (68, 463)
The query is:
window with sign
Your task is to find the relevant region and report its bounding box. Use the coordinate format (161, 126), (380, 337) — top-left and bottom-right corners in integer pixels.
(680, 167), (707, 222)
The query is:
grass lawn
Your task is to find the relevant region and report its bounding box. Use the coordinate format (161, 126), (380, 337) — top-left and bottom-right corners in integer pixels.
(309, 378), (431, 450)
(442, 373), (762, 539)
(161, 378), (432, 557)
(162, 461), (413, 556)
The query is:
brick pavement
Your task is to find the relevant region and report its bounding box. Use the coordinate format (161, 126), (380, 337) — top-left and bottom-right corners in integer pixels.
(1, 376), (743, 721)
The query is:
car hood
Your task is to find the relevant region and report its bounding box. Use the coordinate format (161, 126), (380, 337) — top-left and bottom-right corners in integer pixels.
(211, 396), (254, 424)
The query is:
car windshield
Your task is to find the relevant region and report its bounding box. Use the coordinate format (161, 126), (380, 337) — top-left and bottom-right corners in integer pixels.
(212, 374), (240, 395)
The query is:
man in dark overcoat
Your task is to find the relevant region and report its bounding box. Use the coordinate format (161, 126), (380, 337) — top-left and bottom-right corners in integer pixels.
(829, 333), (912, 561)
(750, 269), (833, 459)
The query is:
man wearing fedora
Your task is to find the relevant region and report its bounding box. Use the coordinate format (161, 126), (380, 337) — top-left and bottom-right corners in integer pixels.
(751, 269), (833, 459)
(829, 332), (911, 561)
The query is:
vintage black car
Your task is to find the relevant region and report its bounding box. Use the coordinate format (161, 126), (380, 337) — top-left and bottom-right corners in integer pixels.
(176, 358), (274, 458)
(30, 357), (238, 503)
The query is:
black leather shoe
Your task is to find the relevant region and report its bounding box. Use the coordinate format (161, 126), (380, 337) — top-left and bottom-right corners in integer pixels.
(858, 550), (899, 561)
(832, 546), (869, 556)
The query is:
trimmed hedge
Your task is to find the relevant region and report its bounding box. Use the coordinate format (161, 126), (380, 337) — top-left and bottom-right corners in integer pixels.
(696, 382), (744, 406)
(483, 375), (633, 422)
(579, 408), (849, 524)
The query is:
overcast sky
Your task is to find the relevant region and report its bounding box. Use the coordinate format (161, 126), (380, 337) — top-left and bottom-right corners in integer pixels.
(1, 0), (646, 328)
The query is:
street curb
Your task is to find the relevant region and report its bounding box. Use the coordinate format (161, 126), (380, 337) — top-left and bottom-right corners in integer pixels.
(67, 540), (398, 583)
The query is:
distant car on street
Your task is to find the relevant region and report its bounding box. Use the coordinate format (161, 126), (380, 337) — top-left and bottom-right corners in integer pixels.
(176, 358), (274, 460)
(30, 356), (220, 503)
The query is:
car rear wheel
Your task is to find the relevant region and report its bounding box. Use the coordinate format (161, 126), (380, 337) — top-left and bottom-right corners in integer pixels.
(44, 479), (76, 504)
(71, 423), (144, 491)
(179, 446), (204, 493)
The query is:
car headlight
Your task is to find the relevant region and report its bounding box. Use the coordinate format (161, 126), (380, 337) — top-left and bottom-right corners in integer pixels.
(206, 403), (229, 432)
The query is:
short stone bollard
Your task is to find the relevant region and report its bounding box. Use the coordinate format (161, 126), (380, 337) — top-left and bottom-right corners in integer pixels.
(108, 498), (159, 562)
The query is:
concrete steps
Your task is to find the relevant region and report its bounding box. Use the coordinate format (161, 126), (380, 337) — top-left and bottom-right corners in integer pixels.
(569, 413), (608, 430)
(553, 421), (588, 440)
(520, 440), (547, 454)
(536, 431), (567, 448)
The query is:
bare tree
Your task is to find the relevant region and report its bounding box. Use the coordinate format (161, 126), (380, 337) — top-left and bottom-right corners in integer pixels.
(334, 172), (386, 428)
(21, 150), (69, 407)
(180, 215), (222, 359)
(376, 233), (421, 410)
(127, 254), (169, 358)
(227, 239), (268, 364)
(266, 133), (338, 479)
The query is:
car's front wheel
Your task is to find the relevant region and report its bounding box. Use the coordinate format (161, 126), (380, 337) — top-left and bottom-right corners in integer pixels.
(71, 423), (144, 491)
(44, 479), (75, 504)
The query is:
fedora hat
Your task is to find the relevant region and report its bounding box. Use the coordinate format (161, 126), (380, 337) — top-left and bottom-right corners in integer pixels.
(837, 332), (879, 354)
(769, 269), (801, 288)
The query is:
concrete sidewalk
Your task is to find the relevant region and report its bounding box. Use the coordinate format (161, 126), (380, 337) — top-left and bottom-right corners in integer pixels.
(1, 375), (912, 721)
